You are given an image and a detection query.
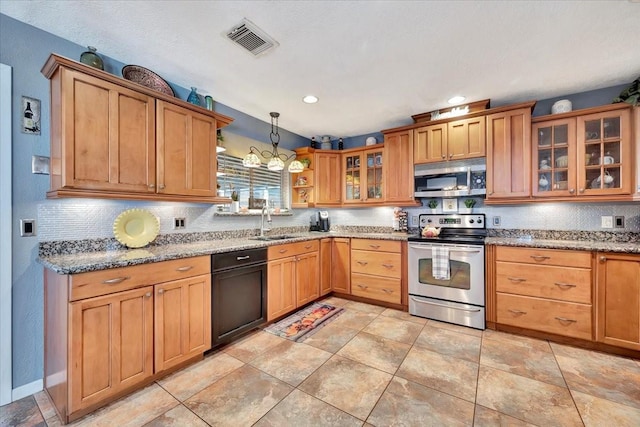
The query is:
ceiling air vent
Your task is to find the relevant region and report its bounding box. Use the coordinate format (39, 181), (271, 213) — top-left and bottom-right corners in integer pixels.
(226, 18), (279, 56)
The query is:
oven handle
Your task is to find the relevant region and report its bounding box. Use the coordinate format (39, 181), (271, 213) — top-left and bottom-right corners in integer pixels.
(408, 244), (481, 254)
(410, 296), (482, 313)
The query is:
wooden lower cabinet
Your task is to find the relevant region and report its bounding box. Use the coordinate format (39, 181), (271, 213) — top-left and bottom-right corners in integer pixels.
(267, 241), (319, 321)
(596, 252), (640, 350)
(69, 286), (154, 413)
(331, 238), (351, 293)
(154, 275), (212, 372)
(493, 246), (593, 340)
(350, 239), (402, 304)
(319, 238), (332, 296)
(44, 256), (211, 423)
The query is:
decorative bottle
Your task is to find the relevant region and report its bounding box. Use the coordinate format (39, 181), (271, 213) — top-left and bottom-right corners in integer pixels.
(80, 46), (104, 70)
(338, 138), (344, 150)
(187, 87), (201, 106)
(310, 136), (316, 148)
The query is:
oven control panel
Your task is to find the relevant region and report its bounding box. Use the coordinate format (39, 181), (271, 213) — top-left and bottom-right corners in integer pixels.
(419, 214), (485, 229)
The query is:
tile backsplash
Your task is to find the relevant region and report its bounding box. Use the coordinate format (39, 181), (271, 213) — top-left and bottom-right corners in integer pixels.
(38, 199), (639, 242)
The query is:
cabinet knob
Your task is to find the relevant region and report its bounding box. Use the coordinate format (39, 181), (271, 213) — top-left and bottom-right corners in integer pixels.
(145, 292), (152, 298)
(441, 155), (445, 159)
(599, 256), (607, 262)
(158, 289), (164, 294)
(579, 188), (585, 194)
(569, 188), (575, 194)
(148, 184), (155, 189)
(449, 154), (453, 158)
(489, 192), (494, 196)
(159, 184), (165, 190)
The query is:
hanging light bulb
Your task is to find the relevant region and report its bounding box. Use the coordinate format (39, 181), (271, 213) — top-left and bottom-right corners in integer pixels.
(242, 151), (261, 168)
(288, 159), (304, 173)
(242, 112), (301, 173)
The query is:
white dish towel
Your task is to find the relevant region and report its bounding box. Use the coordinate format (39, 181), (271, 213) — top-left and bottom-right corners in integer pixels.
(432, 247), (451, 280)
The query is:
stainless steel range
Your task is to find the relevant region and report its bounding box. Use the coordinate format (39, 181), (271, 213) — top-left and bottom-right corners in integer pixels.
(408, 213), (486, 329)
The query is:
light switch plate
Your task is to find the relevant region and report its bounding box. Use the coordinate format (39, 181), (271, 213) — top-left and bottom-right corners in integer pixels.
(32, 155), (50, 174)
(601, 216), (613, 229)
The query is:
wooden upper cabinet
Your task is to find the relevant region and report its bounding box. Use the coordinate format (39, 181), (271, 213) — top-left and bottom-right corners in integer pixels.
(156, 101), (218, 198)
(414, 117), (485, 164)
(51, 67), (156, 194)
(448, 116), (486, 160)
(315, 151), (342, 205)
(42, 53), (233, 202)
(414, 123), (447, 163)
(486, 104), (534, 200)
(384, 130), (416, 204)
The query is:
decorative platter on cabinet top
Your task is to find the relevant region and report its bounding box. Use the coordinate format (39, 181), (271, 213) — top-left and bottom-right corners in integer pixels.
(113, 208), (160, 248)
(121, 65), (175, 97)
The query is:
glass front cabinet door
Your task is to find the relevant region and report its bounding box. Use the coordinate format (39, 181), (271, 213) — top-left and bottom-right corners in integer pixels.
(532, 119), (576, 197)
(577, 109), (632, 196)
(343, 147), (384, 204)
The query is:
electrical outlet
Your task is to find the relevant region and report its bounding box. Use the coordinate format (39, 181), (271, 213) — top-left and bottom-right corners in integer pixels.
(492, 216), (501, 227)
(411, 216), (418, 226)
(173, 217), (186, 229)
(601, 216), (613, 229)
(615, 216), (625, 228)
(20, 219), (36, 236)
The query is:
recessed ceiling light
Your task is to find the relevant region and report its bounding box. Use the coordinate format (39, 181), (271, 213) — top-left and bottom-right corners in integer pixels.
(302, 95), (319, 104)
(447, 96), (466, 105)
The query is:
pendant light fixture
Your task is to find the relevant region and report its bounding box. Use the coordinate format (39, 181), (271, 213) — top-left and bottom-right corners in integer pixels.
(242, 112), (304, 173)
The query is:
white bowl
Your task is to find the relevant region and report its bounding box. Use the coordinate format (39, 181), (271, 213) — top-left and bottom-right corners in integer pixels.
(551, 99), (572, 114)
(365, 137), (377, 146)
(555, 155), (568, 168)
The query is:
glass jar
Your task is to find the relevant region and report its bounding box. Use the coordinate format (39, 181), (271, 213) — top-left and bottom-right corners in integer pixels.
(80, 46), (104, 70)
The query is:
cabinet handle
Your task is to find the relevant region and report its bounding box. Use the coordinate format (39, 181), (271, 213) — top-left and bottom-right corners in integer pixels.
(236, 256), (251, 261)
(441, 155), (445, 159)
(554, 282), (576, 289)
(159, 184), (165, 190)
(382, 289), (394, 294)
(279, 249), (288, 254)
(579, 188), (585, 194)
(357, 284), (368, 289)
(449, 154), (453, 158)
(569, 188), (575, 194)
(102, 276), (130, 285)
(145, 292), (152, 298)
(148, 184), (155, 189)
(530, 255), (550, 261)
(357, 260), (368, 265)
(305, 245), (312, 249)
(507, 277), (526, 283)
(176, 266), (193, 272)
(599, 256), (607, 262)
(555, 317), (577, 323)
(508, 309), (527, 315)
(489, 191), (494, 196)
(382, 264), (394, 269)
(369, 244), (380, 249)
(158, 289), (164, 294)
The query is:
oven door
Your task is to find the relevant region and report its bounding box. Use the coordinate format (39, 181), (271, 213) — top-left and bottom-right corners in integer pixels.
(408, 242), (485, 306)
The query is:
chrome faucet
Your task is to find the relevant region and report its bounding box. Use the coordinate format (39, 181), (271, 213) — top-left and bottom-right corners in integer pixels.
(260, 205), (272, 237)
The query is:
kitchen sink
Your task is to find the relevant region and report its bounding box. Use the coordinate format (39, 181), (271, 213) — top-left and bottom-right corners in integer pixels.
(249, 235), (296, 241)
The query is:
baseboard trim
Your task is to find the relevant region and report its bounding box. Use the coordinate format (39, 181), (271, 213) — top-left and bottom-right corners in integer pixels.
(12, 379), (43, 402)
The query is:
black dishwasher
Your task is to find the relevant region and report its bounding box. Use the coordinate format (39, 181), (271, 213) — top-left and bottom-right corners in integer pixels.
(211, 248), (267, 348)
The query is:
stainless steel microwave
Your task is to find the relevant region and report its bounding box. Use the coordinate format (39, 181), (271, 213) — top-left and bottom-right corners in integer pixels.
(414, 160), (486, 198)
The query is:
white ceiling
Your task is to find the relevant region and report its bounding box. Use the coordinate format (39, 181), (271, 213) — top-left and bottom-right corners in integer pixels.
(2, 1), (639, 138)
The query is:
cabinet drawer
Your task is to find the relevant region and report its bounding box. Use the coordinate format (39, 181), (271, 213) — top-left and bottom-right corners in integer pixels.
(70, 256), (211, 301)
(496, 262), (592, 304)
(496, 246), (591, 268)
(351, 250), (401, 278)
(351, 273), (401, 304)
(351, 239), (401, 253)
(497, 293), (592, 340)
(268, 240), (319, 260)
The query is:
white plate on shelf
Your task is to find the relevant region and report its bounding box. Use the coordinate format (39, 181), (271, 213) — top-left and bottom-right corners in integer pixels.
(113, 208), (160, 248)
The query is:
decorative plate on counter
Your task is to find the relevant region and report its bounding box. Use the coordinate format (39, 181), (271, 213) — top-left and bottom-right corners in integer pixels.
(122, 65), (175, 97)
(113, 208), (160, 248)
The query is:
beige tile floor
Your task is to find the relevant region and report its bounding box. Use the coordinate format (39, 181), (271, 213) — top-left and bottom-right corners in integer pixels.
(2, 296), (640, 426)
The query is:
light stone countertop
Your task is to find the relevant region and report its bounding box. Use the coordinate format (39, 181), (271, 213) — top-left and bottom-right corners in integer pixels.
(38, 231), (409, 275)
(485, 236), (640, 254)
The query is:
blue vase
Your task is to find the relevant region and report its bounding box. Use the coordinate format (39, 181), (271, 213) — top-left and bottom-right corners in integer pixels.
(187, 87), (201, 106)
